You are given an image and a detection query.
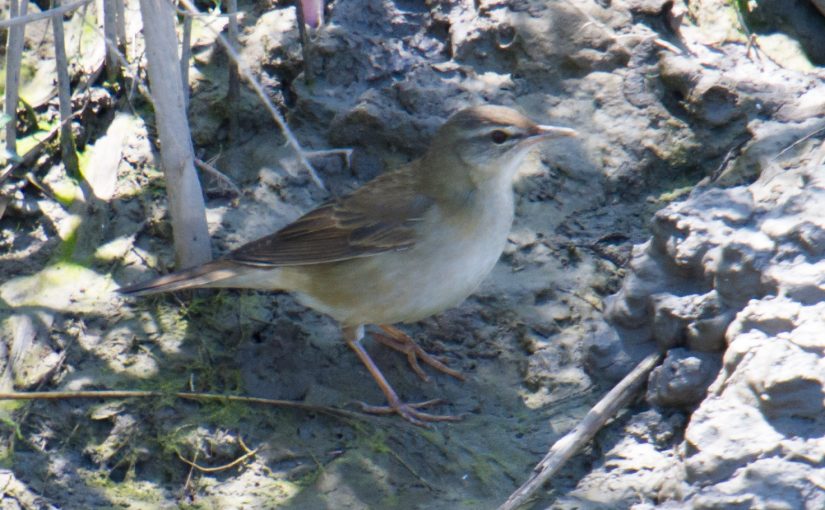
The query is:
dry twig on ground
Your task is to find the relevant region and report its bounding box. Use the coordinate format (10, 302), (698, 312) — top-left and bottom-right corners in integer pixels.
(499, 351), (663, 510)
(0, 389), (371, 422)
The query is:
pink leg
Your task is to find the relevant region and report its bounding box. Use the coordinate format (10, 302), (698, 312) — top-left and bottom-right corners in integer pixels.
(343, 326), (462, 427)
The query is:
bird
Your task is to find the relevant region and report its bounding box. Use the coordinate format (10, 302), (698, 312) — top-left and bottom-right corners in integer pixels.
(119, 105), (577, 426)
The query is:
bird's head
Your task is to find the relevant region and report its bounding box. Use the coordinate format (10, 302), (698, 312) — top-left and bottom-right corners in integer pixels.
(427, 105), (577, 186)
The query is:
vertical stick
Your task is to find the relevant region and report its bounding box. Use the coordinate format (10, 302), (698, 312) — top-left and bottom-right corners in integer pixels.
(226, 0), (240, 137)
(294, 0), (312, 84)
(224, 0), (240, 177)
(4, 0), (28, 156)
(180, 13), (192, 109)
(138, 0), (211, 267)
(102, 0), (120, 81)
(52, 0), (79, 175)
(114, 0), (126, 53)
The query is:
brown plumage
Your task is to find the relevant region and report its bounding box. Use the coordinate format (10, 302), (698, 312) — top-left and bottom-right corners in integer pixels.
(120, 105), (576, 425)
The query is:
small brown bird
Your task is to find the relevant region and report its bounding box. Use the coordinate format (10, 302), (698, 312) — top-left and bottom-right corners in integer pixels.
(119, 105), (576, 425)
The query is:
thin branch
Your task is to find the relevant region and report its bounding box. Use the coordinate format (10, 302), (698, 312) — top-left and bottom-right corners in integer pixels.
(771, 123), (825, 162)
(651, 38), (682, 54)
(103, 0), (120, 81)
(173, 6), (244, 18)
(176, 443), (258, 473)
(225, 0), (240, 170)
(0, 106), (87, 185)
(79, 10), (146, 100)
(817, 139), (825, 168)
(711, 135), (750, 181)
(177, 0), (326, 190)
(0, 389), (370, 421)
(194, 158), (242, 196)
(499, 351), (663, 510)
(0, 0), (92, 30)
(4, 0), (28, 156)
(114, 0), (126, 53)
(305, 148), (354, 168)
(181, 448), (199, 498)
(294, 0), (313, 84)
(387, 447), (433, 490)
(52, 0), (80, 176)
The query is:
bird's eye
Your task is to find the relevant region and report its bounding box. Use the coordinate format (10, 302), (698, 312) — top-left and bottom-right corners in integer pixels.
(490, 130), (509, 144)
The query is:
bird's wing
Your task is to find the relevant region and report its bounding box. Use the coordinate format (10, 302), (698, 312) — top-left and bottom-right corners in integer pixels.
(228, 167), (433, 266)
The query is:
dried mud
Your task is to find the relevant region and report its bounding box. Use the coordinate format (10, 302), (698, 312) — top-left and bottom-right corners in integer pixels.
(1, 0), (824, 508)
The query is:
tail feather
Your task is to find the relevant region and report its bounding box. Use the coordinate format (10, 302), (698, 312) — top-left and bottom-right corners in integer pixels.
(118, 260), (242, 296)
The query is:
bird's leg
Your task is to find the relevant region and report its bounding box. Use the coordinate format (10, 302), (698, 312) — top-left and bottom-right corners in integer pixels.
(372, 324), (465, 382)
(343, 325), (462, 426)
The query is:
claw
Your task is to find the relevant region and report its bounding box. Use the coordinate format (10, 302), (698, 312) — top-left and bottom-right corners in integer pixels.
(358, 399), (463, 427)
(373, 325), (465, 382)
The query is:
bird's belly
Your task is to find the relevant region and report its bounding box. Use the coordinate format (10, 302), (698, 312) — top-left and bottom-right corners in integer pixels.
(292, 208), (512, 326)
(363, 238), (503, 323)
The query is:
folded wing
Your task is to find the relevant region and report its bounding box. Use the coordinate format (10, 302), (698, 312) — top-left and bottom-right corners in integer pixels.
(229, 168), (432, 266)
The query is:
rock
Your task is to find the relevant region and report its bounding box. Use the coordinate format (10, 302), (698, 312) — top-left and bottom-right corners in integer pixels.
(650, 291), (727, 351)
(647, 348), (721, 408)
(682, 288), (825, 504)
(690, 457), (825, 510)
(583, 318), (656, 382)
(588, 58), (825, 503)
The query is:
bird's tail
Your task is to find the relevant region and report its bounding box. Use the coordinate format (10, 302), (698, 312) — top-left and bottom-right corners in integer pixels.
(118, 260), (243, 296)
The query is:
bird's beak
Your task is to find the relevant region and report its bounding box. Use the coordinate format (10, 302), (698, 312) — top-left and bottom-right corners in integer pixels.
(530, 124), (578, 139)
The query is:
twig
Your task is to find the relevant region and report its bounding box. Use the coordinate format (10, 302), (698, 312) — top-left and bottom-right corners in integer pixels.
(4, 0), (28, 156)
(177, 0), (326, 190)
(817, 139), (825, 168)
(114, 0), (126, 55)
(498, 351), (663, 510)
(181, 448), (199, 498)
(78, 9), (148, 105)
(173, 6), (243, 18)
(305, 148), (354, 168)
(651, 38), (682, 55)
(386, 442), (433, 490)
(102, 0), (120, 81)
(294, 0), (313, 84)
(25, 174), (58, 202)
(771, 123), (825, 162)
(194, 158), (242, 196)
(225, 0), (241, 172)
(52, 0), (80, 176)
(711, 134), (751, 182)
(0, 103), (87, 185)
(732, 2), (779, 68)
(0, 196), (8, 221)
(0, 389), (370, 422)
(0, 0), (91, 30)
(176, 441), (259, 473)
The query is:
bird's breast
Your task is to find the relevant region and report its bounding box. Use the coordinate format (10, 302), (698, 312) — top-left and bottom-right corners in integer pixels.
(291, 185), (515, 326)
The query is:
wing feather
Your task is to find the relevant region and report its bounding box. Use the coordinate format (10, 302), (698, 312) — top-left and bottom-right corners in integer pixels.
(228, 168), (432, 266)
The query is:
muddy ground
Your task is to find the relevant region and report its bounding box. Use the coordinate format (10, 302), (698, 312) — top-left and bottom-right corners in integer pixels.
(1, 0), (824, 508)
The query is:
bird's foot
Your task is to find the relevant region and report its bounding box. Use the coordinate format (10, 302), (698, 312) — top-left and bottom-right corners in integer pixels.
(345, 327), (462, 427)
(358, 398), (463, 427)
(374, 325), (465, 382)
